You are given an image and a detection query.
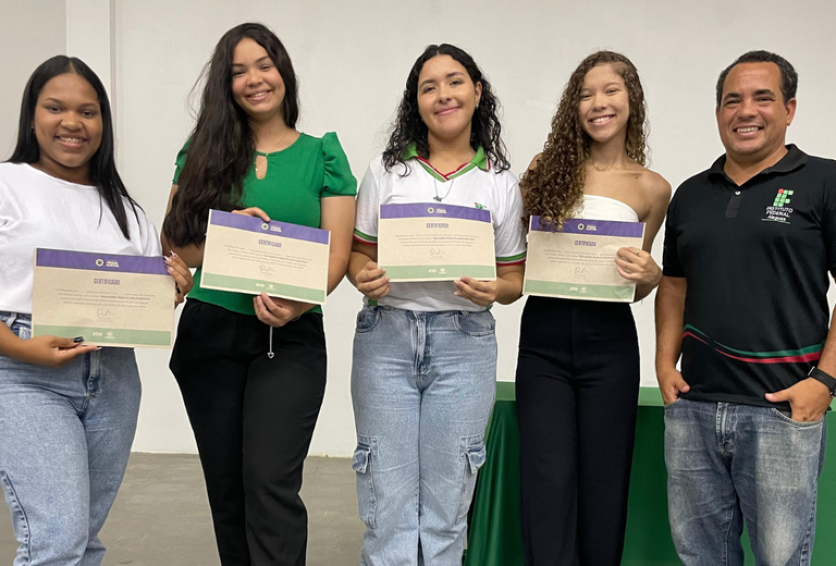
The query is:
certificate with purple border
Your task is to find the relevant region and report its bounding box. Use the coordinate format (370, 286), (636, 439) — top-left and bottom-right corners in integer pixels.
(32, 249), (175, 348)
(378, 203), (496, 282)
(201, 210), (331, 305)
(523, 216), (646, 302)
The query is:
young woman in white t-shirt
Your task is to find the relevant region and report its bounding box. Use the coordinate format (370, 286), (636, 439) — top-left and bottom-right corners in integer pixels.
(0, 56), (192, 566)
(347, 43), (526, 565)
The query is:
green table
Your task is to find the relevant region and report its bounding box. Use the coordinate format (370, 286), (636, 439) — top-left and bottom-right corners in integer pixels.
(465, 382), (836, 566)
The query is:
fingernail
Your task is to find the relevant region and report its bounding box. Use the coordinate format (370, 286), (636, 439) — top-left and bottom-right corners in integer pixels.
(171, 252), (178, 258)
(73, 336), (84, 343)
(167, 266), (174, 272)
(164, 256), (172, 263)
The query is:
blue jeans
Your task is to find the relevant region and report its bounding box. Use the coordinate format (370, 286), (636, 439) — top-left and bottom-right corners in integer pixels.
(0, 312), (141, 566)
(351, 306), (497, 566)
(665, 398), (827, 566)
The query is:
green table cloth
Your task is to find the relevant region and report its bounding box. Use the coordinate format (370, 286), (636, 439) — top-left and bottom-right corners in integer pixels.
(465, 382), (836, 566)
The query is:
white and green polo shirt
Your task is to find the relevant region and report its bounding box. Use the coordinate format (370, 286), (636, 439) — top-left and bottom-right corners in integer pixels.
(354, 145), (527, 311)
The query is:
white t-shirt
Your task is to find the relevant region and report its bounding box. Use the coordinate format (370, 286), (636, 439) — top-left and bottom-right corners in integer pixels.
(354, 148), (527, 311)
(0, 163), (161, 314)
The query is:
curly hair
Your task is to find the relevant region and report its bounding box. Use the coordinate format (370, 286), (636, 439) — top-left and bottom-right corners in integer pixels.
(382, 43), (510, 173)
(522, 51), (648, 229)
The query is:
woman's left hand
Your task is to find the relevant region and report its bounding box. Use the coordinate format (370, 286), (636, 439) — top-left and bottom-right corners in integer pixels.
(614, 247), (662, 287)
(165, 252), (193, 305)
(455, 276), (499, 307)
(254, 293), (313, 327)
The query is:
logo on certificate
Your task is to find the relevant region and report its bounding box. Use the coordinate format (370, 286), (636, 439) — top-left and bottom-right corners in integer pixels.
(427, 207), (434, 214)
(577, 223), (585, 231)
(261, 223), (269, 230)
(96, 259), (104, 267)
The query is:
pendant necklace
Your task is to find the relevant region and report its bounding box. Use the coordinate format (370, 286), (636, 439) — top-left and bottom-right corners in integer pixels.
(254, 129), (292, 176)
(433, 176), (456, 202)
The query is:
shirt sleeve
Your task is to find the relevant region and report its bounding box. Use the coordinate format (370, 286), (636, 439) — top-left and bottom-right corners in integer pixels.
(321, 132), (357, 198)
(172, 140), (190, 185)
(662, 186), (685, 277)
(353, 160), (380, 245)
(494, 173), (527, 265)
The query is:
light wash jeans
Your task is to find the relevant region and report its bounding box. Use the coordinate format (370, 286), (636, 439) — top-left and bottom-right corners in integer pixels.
(0, 312), (141, 566)
(351, 305), (496, 566)
(665, 398), (827, 566)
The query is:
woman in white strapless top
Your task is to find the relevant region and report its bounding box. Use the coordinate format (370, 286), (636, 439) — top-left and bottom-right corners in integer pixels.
(515, 51), (671, 566)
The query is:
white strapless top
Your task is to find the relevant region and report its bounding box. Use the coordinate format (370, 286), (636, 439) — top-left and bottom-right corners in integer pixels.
(572, 194), (639, 222)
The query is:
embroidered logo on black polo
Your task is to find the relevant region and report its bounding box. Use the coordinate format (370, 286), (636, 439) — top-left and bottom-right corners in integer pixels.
(762, 188), (794, 224)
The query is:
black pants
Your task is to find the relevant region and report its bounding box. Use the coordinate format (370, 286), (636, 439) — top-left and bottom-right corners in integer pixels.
(515, 296), (640, 566)
(170, 299), (327, 566)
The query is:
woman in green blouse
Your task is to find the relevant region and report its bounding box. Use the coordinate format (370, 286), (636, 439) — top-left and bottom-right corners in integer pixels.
(161, 23), (356, 566)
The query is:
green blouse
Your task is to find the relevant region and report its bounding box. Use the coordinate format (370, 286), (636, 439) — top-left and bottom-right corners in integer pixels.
(173, 132), (357, 316)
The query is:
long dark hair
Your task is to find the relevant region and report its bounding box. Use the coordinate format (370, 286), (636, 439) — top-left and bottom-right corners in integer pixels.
(382, 43), (510, 173)
(522, 51), (648, 229)
(163, 23), (299, 247)
(9, 55), (137, 239)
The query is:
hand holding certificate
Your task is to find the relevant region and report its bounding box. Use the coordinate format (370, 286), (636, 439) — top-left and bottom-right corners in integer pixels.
(378, 203), (496, 282)
(32, 249), (176, 348)
(523, 216), (646, 302)
(201, 210), (331, 305)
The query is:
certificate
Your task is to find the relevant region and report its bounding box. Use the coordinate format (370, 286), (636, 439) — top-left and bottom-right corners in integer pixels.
(32, 249), (175, 348)
(378, 203), (496, 282)
(201, 210), (330, 305)
(523, 216), (646, 302)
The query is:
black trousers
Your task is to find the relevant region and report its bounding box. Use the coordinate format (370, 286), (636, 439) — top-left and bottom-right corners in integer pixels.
(515, 296), (640, 566)
(170, 299), (327, 566)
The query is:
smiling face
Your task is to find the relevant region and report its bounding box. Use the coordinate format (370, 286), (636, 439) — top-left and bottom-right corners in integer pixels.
(577, 63), (630, 144)
(33, 72), (103, 183)
(230, 37), (286, 123)
(716, 62), (796, 165)
(416, 54), (482, 146)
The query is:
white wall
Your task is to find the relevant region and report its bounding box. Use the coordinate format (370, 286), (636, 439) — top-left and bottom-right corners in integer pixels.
(2, 0), (835, 456)
(0, 1), (66, 157)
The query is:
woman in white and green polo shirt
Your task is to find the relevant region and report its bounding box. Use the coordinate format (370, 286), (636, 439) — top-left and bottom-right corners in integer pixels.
(347, 43), (526, 565)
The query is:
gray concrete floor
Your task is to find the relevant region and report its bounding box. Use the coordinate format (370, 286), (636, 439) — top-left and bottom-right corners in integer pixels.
(0, 454), (363, 565)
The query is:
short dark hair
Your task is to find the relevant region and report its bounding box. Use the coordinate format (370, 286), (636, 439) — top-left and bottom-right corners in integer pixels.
(716, 50), (798, 107)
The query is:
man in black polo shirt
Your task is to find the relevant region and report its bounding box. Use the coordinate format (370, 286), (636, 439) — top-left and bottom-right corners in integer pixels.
(656, 50), (836, 566)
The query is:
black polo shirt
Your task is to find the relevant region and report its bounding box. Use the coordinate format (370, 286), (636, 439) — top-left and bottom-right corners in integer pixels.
(663, 145), (836, 408)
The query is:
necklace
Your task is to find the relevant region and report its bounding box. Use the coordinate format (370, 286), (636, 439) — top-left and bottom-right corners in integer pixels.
(254, 128), (293, 175)
(592, 161), (611, 172)
(433, 176), (456, 202)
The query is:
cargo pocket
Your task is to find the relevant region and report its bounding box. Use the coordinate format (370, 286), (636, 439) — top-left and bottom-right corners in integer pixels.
(352, 436), (378, 528)
(457, 435), (487, 521)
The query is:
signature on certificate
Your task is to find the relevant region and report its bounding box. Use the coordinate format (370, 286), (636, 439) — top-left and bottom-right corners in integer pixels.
(430, 248), (444, 258)
(96, 308), (115, 320)
(259, 265), (277, 274)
